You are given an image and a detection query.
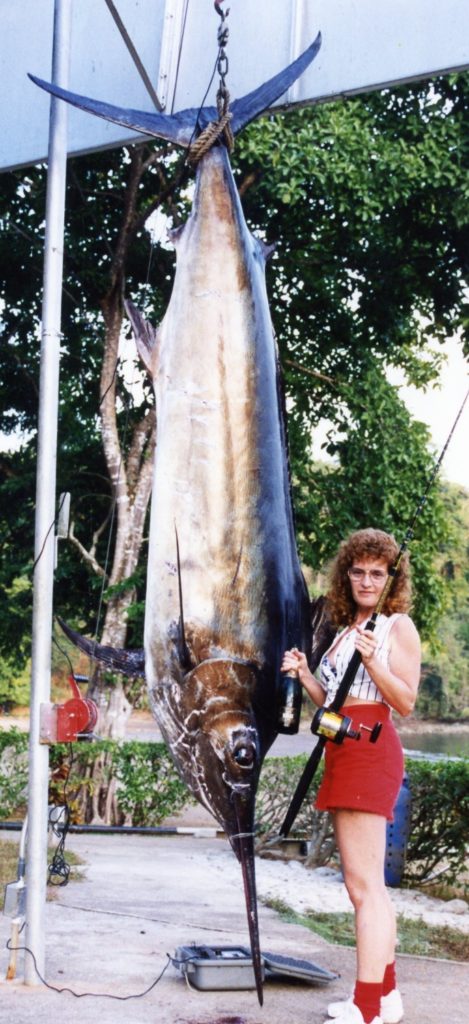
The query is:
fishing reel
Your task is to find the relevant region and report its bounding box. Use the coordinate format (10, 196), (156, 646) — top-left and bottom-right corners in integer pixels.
(311, 706), (382, 746)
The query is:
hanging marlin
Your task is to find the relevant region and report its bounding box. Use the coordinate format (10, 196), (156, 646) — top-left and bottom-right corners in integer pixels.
(31, 28), (323, 1004)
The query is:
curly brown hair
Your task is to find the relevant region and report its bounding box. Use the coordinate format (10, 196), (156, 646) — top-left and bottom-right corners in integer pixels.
(326, 528), (412, 627)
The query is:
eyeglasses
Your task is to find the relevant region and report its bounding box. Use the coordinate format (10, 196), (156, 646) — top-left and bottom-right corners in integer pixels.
(348, 568), (387, 583)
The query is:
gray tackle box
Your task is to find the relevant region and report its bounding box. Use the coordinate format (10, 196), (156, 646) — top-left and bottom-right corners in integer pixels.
(173, 944), (338, 991)
(174, 945), (263, 990)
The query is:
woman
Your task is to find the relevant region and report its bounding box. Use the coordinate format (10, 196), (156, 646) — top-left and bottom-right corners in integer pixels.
(281, 528), (421, 1024)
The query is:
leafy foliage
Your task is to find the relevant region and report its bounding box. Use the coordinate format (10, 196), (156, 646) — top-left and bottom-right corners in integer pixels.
(257, 754), (469, 886)
(291, 370), (451, 637)
(1, 730), (468, 892)
(233, 74), (469, 641)
(255, 754), (334, 866)
(1, 145), (186, 668)
(48, 739), (190, 826)
(258, 753), (469, 888)
(416, 483), (469, 716)
(0, 730), (190, 825)
(404, 757), (469, 885)
(0, 728), (29, 816)
(109, 740), (191, 826)
(2, 72), (469, 695)
(236, 76), (469, 383)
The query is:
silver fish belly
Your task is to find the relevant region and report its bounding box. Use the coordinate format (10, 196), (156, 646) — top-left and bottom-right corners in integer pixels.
(137, 145), (310, 827)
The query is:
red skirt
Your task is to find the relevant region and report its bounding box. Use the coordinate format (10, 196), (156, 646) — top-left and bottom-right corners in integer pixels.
(315, 704), (404, 821)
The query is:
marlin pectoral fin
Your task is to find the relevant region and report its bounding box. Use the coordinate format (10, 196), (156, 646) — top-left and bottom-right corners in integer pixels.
(57, 617), (145, 678)
(125, 300), (159, 377)
(28, 31), (321, 148)
(310, 595), (336, 673)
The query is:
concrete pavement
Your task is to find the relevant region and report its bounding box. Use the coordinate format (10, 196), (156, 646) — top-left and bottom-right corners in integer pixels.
(1, 826), (468, 1024)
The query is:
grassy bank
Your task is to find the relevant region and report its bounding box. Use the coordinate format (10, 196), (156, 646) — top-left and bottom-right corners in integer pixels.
(0, 837), (83, 911)
(264, 897), (469, 961)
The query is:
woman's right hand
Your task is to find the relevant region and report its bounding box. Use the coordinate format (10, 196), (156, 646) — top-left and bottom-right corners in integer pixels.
(281, 647), (309, 680)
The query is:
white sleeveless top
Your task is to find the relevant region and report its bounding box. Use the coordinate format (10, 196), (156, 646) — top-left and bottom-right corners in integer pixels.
(319, 613), (403, 707)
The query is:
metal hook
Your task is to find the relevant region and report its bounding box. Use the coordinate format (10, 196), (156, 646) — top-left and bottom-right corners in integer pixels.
(215, 0), (230, 51)
(214, 0), (229, 19)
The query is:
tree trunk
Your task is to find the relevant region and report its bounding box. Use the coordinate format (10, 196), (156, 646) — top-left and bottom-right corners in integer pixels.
(69, 146), (170, 736)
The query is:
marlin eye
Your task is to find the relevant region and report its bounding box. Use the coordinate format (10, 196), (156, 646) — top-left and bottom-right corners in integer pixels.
(233, 742), (255, 767)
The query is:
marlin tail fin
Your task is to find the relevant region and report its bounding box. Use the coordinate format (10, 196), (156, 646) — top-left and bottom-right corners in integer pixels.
(29, 32), (321, 149)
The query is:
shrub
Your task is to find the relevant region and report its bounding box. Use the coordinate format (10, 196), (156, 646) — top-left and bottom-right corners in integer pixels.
(0, 728), (28, 818)
(48, 740), (190, 826)
(404, 757), (469, 886)
(256, 754), (469, 886)
(0, 732), (189, 826)
(1, 729), (468, 890)
(256, 755), (335, 867)
(110, 741), (190, 826)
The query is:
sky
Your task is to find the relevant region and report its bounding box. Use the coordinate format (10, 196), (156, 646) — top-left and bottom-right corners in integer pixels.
(390, 336), (469, 490)
(313, 335), (469, 491)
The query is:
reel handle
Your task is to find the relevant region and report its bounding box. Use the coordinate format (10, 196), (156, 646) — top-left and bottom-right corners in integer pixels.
(359, 721), (383, 744)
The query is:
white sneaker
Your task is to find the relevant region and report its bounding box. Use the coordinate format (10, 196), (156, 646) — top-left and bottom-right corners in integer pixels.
(323, 1001), (382, 1024)
(327, 989), (403, 1024)
(380, 990), (404, 1024)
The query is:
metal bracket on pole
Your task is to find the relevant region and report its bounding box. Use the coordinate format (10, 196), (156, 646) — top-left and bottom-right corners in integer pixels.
(157, 0), (190, 112)
(56, 491), (71, 538)
(24, 0), (72, 985)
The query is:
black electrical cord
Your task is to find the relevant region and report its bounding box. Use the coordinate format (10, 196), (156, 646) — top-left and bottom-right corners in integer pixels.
(47, 736), (74, 887)
(31, 492), (68, 574)
(52, 633), (75, 674)
(47, 803), (71, 886)
(6, 936), (173, 1000)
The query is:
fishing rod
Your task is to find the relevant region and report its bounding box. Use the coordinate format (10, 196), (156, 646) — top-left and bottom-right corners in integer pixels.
(278, 385), (469, 842)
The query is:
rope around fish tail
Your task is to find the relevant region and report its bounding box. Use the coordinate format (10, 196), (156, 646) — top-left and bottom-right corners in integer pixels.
(188, 94), (234, 164)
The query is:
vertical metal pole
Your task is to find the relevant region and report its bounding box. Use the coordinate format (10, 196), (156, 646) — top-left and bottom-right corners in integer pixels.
(25, 0), (72, 984)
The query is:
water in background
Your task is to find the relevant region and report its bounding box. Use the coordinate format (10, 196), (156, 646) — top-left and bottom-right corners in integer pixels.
(268, 721), (469, 759)
(398, 728), (469, 759)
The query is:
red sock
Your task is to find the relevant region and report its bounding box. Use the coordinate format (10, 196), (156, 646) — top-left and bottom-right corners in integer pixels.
(353, 980), (382, 1023)
(382, 961), (396, 996)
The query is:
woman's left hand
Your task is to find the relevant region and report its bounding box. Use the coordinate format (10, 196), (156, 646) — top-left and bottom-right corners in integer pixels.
(355, 626), (378, 666)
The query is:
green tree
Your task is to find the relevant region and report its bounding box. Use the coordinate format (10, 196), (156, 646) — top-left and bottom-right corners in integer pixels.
(290, 369), (451, 637)
(1, 71), (469, 711)
(232, 71), (469, 637)
(1, 144), (190, 729)
(418, 483), (469, 717)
